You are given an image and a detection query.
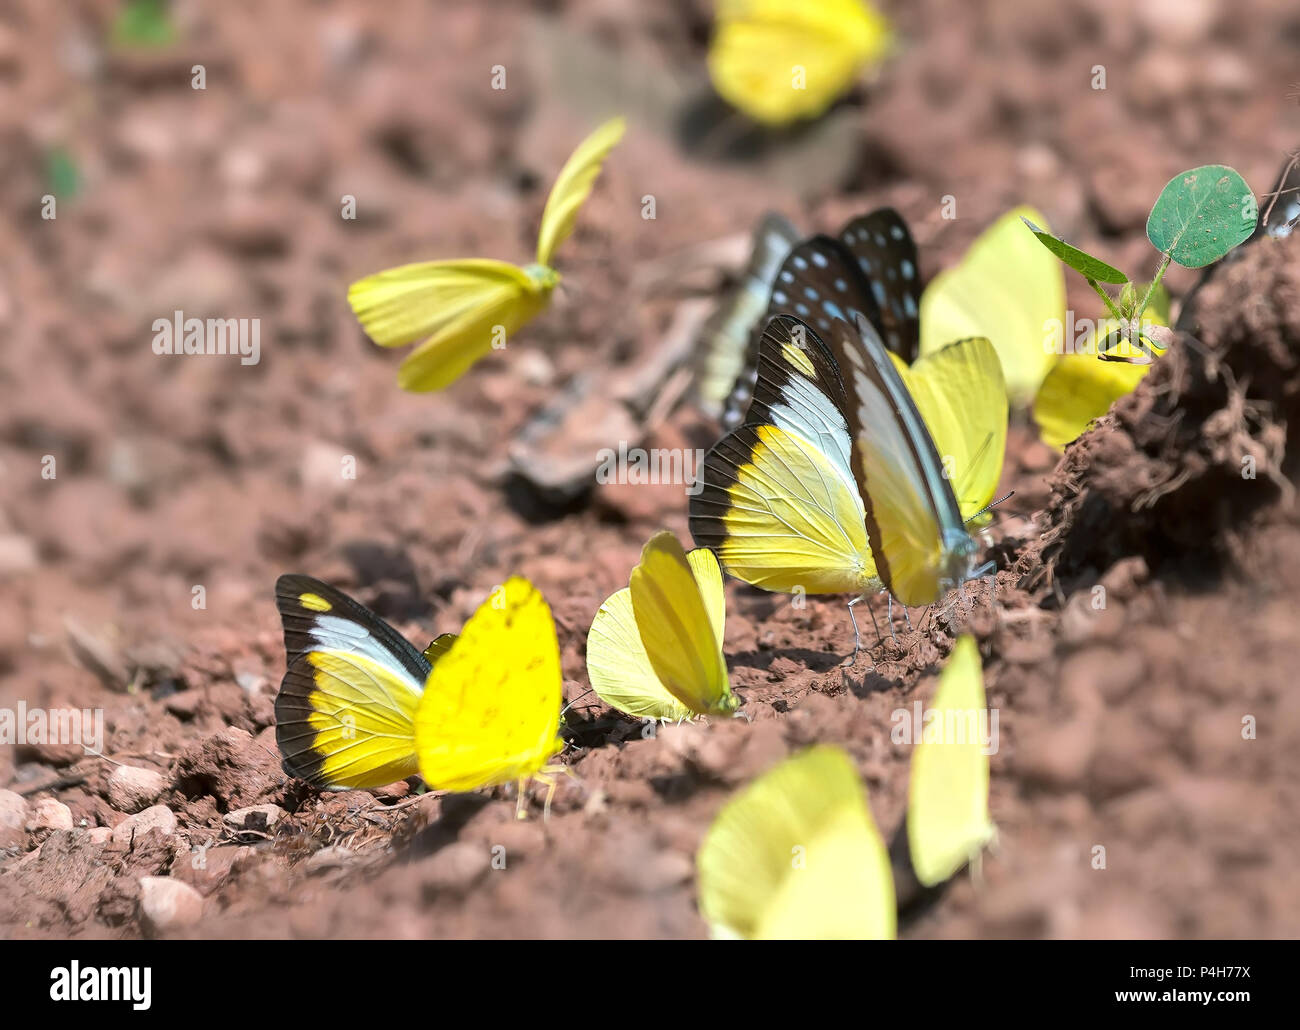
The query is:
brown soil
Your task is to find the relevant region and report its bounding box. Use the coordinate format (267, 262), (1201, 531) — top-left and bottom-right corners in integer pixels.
(2, 0), (1299, 939)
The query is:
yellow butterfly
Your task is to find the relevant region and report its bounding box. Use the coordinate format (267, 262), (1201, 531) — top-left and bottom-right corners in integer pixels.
(1033, 288), (1171, 450)
(697, 745), (895, 939)
(274, 575), (564, 812)
(920, 206), (1066, 407)
(906, 634), (996, 887)
(587, 531), (736, 721)
(708, 0), (893, 126)
(348, 116), (625, 392)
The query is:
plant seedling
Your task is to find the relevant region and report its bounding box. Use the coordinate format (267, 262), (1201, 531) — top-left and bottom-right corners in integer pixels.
(1023, 165), (1257, 364)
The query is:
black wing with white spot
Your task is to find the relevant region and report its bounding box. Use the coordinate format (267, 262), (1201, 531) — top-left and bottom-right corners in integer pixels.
(767, 234), (886, 343)
(836, 208), (922, 363)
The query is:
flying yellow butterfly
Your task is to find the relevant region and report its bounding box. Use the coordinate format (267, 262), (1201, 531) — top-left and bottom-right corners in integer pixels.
(587, 531), (737, 721)
(708, 0), (893, 126)
(697, 745), (895, 939)
(274, 574), (565, 815)
(906, 633), (996, 887)
(920, 206), (1066, 407)
(348, 116), (625, 392)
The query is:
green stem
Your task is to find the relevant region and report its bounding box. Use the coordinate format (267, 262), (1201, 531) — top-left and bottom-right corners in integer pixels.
(1135, 251), (1172, 324)
(1087, 277), (1124, 322)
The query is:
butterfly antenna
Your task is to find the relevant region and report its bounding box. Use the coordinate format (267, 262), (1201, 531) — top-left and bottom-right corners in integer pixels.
(560, 687), (595, 718)
(964, 491), (1015, 525)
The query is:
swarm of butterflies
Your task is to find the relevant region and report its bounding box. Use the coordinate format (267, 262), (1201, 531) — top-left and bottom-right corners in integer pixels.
(279, 46), (1300, 936)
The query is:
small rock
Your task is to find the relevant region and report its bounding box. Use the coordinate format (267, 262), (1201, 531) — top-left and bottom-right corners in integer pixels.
(85, 826), (114, 845)
(163, 691), (202, 719)
(63, 616), (131, 691)
(28, 798), (74, 832)
(222, 804), (284, 834)
(421, 842), (490, 896)
(0, 788), (29, 847)
(0, 534), (37, 576)
(139, 876), (204, 932)
(108, 765), (167, 813)
(305, 845), (352, 873)
(112, 804), (177, 846)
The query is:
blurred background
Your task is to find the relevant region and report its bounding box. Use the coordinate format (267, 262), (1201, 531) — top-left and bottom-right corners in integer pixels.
(1, 0), (1298, 938)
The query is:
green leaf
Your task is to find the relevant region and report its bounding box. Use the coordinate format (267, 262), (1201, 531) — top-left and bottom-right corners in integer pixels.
(112, 0), (176, 49)
(1146, 165), (1256, 268)
(1021, 217), (1128, 284)
(47, 148), (80, 199)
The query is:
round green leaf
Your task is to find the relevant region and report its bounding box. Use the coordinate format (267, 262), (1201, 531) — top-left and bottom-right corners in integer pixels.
(1021, 217), (1128, 284)
(1146, 165), (1256, 269)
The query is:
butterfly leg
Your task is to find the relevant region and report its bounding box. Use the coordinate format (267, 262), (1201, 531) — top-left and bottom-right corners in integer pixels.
(515, 777), (529, 820)
(847, 594), (882, 656)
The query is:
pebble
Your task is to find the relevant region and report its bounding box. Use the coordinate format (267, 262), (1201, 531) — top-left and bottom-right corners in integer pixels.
(421, 842), (490, 896)
(108, 765), (167, 813)
(28, 798), (74, 832)
(112, 804), (177, 846)
(222, 804), (284, 833)
(139, 876), (204, 932)
(0, 788), (28, 847)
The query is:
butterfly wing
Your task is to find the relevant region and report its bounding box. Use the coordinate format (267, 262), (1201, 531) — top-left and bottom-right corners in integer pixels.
(837, 208), (922, 362)
(348, 259), (551, 392)
(414, 577), (564, 792)
(535, 116), (626, 269)
(422, 633), (458, 664)
(697, 745), (895, 940)
(920, 206), (1065, 406)
(707, 0), (892, 126)
(274, 575), (432, 790)
(828, 314), (975, 606)
(895, 337), (1007, 523)
(691, 316), (879, 596)
(588, 585), (694, 722)
(907, 634), (996, 887)
(629, 532), (735, 716)
(698, 212), (800, 421)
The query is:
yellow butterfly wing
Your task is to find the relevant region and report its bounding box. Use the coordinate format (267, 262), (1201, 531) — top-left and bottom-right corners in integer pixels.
(629, 532), (736, 716)
(1033, 294), (1168, 450)
(907, 633), (996, 887)
(829, 316), (974, 607)
(414, 577), (564, 792)
(1034, 350), (1150, 451)
(708, 0), (892, 126)
(919, 207), (1065, 407)
(348, 258), (553, 393)
(587, 586), (694, 723)
(691, 315), (879, 597)
(535, 116), (626, 269)
(274, 575), (439, 791)
(893, 337), (1008, 525)
(693, 423), (877, 595)
(697, 745), (895, 940)
(587, 544), (728, 721)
